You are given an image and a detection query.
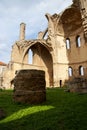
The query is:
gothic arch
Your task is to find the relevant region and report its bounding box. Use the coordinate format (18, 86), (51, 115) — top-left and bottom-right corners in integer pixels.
(22, 42), (53, 87)
(22, 41), (52, 62)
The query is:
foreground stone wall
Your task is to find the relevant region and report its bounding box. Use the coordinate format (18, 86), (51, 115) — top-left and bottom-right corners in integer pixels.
(13, 69), (46, 104)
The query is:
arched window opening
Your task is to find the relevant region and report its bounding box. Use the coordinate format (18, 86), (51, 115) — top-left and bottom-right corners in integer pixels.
(79, 66), (84, 76)
(66, 38), (71, 49)
(44, 32), (48, 39)
(68, 67), (73, 77)
(28, 49), (33, 64)
(76, 36), (81, 47)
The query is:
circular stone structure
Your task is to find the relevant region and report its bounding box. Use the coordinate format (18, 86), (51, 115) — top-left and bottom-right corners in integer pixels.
(13, 69), (46, 104)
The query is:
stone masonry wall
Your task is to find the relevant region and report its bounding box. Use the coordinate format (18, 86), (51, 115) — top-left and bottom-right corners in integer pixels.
(13, 69), (46, 104)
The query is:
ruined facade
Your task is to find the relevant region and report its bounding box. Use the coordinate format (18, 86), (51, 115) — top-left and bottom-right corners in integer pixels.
(2, 0), (87, 89)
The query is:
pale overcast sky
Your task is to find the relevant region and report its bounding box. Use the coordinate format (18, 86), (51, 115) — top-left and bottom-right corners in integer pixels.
(0, 0), (72, 63)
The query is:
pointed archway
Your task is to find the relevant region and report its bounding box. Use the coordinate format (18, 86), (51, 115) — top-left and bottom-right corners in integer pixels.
(23, 42), (53, 87)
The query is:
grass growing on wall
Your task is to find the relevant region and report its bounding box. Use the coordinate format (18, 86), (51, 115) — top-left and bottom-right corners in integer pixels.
(0, 88), (87, 130)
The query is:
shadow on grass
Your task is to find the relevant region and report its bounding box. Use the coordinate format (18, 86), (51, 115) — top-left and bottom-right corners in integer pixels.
(0, 88), (87, 130)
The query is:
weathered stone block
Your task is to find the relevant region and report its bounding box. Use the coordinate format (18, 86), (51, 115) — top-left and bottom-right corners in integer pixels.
(13, 69), (46, 104)
(68, 78), (87, 93)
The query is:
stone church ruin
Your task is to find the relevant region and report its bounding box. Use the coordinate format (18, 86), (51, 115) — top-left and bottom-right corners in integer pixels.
(1, 0), (87, 90)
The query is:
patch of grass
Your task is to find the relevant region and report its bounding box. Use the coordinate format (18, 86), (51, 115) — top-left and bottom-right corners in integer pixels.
(0, 88), (87, 130)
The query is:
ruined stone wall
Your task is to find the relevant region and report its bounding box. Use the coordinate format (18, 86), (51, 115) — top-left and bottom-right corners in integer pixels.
(68, 77), (87, 93)
(2, 62), (45, 89)
(3, 0), (87, 89)
(66, 29), (87, 77)
(13, 69), (46, 104)
(67, 29), (85, 63)
(52, 35), (69, 86)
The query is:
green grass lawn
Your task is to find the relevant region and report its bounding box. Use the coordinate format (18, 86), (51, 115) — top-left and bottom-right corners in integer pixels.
(0, 88), (87, 130)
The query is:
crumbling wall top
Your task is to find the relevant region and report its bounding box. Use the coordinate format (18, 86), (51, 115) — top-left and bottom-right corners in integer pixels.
(72, 0), (80, 7)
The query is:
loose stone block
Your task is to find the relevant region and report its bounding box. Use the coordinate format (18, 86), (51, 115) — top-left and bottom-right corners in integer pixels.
(13, 69), (46, 104)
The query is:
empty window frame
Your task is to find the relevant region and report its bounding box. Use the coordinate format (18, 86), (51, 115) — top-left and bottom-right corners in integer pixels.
(66, 38), (71, 49)
(28, 49), (33, 64)
(79, 66), (84, 76)
(68, 67), (73, 77)
(76, 35), (81, 47)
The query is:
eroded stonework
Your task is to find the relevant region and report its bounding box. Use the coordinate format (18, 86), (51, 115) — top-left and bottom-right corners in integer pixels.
(13, 70), (46, 104)
(2, 0), (87, 89)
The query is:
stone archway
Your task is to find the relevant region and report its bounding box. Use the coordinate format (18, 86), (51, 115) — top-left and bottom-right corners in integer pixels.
(23, 42), (53, 87)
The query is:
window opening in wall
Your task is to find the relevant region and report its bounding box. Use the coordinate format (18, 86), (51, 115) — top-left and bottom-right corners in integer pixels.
(66, 38), (70, 49)
(79, 66), (84, 76)
(28, 49), (33, 64)
(76, 36), (81, 47)
(68, 67), (73, 77)
(44, 32), (48, 39)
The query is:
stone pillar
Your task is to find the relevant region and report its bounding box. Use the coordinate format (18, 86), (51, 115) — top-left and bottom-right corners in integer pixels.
(38, 32), (43, 39)
(19, 23), (26, 40)
(53, 63), (59, 87)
